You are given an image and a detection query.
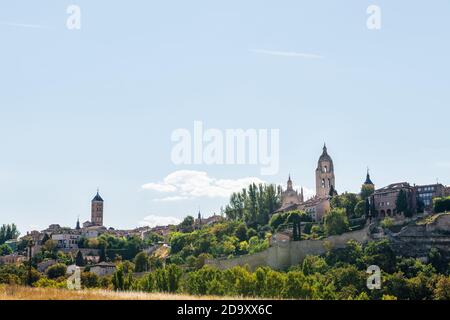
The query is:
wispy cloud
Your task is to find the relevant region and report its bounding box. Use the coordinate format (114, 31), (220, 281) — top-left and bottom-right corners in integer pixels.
(250, 49), (323, 59)
(0, 22), (48, 29)
(138, 214), (182, 228)
(142, 170), (265, 201)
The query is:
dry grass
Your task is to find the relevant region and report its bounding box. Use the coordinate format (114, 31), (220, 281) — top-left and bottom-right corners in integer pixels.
(0, 285), (250, 300)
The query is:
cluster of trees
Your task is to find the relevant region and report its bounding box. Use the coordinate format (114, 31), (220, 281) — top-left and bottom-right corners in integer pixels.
(223, 183), (281, 227)
(2, 239), (450, 300)
(0, 224), (20, 256)
(434, 196), (450, 214)
(168, 221), (270, 265)
(77, 233), (160, 262)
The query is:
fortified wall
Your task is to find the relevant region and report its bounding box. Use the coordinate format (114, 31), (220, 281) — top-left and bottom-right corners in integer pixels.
(206, 226), (370, 271)
(387, 213), (450, 258)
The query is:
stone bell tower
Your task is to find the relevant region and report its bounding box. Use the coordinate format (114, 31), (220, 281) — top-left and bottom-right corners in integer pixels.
(91, 189), (104, 226)
(316, 144), (336, 198)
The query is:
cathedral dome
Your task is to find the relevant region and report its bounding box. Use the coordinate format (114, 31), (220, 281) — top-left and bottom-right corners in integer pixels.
(318, 144), (334, 170)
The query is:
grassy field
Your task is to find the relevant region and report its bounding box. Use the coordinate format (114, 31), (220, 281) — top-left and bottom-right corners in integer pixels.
(0, 285), (248, 300)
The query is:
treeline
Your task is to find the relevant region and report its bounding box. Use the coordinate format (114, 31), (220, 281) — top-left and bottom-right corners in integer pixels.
(223, 183), (281, 227)
(4, 239), (450, 300)
(0, 224), (19, 245)
(106, 239), (450, 300)
(169, 221), (270, 264)
(434, 196), (450, 213)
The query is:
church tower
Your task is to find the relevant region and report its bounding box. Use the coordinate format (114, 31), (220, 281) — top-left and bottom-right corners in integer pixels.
(91, 189), (104, 226)
(315, 144), (336, 198)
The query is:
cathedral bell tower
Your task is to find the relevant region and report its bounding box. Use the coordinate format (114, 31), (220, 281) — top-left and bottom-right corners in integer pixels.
(316, 144), (336, 198)
(91, 189), (104, 226)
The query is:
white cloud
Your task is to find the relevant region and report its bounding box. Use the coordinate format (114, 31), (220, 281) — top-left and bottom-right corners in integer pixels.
(250, 49), (323, 59)
(153, 196), (191, 202)
(139, 214), (182, 228)
(142, 170), (265, 201)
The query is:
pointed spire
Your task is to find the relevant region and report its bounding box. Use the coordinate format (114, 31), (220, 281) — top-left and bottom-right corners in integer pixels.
(92, 188), (104, 202)
(76, 216), (81, 230)
(364, 167), (374, 185)
(323, 143), (328, 154)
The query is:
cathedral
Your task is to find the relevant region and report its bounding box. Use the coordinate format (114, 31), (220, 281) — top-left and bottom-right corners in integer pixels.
(277, 144), (337, 222)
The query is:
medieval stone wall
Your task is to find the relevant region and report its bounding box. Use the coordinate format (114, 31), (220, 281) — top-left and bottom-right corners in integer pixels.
(206, 226), (370, 271)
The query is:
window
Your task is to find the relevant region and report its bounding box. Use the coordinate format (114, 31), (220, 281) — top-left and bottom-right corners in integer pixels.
(322, 179), (325, 188)
(323, 166), (328, 173)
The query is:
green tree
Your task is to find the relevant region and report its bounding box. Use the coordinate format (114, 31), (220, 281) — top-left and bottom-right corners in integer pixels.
(433, 196), (450, 213)
(354, 200), (366, 218)
(46, 263), (67, 279)
(134, 252), (150, 272)
(81, 271), (100, 288)
(75, 250), (85, 267)
(179, 216), (195, 232)
(0, 224), (20, 245)
(301, 255), (329, 276)
(0, 244), (13, 256)
(324, 208), (349, 236)
(396, 190), (410, 217)
(434, 276), (450, 300)
(361, 184), (375, 200)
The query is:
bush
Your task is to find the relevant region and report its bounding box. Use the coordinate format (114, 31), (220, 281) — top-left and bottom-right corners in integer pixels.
(46, 263), (67, 279)
(434, 197), (450, 213)
(324, 208), (349, 236)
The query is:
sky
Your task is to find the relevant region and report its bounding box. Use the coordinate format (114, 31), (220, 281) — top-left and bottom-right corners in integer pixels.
(0, 1), (449, 235)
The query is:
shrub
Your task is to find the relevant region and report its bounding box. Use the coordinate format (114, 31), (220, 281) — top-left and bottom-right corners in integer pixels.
(46, 263), (67, 279)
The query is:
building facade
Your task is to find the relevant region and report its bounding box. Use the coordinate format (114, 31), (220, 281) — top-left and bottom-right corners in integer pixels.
(414, 183), (446, 210)
(371, 182), (417, 218)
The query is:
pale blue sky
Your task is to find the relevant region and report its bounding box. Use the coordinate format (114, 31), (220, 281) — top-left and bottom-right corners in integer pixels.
(1, 1), (449, 234)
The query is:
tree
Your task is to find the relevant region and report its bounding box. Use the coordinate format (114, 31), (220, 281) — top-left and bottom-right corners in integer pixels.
(361, 184), (375, 200)
(112, 263), (134, 291)
(287, 211), (302, 241)
(179, 216), (195, 232)
(46, 263), (67, 279)
(0, 244), (13, 256)
(0, 224), (19, 245)
(134, 252), (150, 272)
(330, 193), (361, 218)
(433, 196), (450, 213)
(434, 276), (450, 300)
(396, 190), (410, 216)
(302, 255), (329, 276)
(81, 271), (100, 288)
(354, 200), (366, 218)
(224, 183), (281, 227)
(234, 223), (248, 242)
(75, 250), (85, 267)
(324, 208), (349, 236)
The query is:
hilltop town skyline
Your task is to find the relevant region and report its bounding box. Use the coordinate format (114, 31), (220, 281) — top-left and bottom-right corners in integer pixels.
(1, 1), (449, 235)
(10, 143), (450, 236)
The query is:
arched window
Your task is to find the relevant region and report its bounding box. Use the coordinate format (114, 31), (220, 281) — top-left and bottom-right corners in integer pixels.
(322, 179), (325, 188)
(323, 166), (328, 173)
